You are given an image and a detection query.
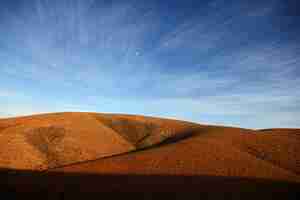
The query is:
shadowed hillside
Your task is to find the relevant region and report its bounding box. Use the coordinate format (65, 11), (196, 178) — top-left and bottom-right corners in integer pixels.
(1, 168), (299, 200)
(0, 112), (198, 170)
(0, 112), (299, 197)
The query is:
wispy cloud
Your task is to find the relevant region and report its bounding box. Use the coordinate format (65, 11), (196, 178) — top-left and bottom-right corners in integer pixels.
(0, 0), (299, 128)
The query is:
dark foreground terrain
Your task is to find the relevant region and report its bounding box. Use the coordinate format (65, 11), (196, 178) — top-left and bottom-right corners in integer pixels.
(0, 112), (299, 199)
(1, 168), (299, 199)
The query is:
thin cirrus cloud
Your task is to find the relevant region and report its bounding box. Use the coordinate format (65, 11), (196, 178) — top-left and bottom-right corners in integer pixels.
(0, 0), (299, 129)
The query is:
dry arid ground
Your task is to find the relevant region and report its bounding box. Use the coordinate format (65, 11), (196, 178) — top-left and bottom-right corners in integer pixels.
(0, 112), (299, 199)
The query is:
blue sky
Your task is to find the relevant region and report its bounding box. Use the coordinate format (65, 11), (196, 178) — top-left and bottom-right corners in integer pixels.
(0, 0), (300, 128)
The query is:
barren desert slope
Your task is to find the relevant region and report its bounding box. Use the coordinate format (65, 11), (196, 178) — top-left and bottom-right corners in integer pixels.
(0, 112), (300, 194)
(0, 112), (199, 170)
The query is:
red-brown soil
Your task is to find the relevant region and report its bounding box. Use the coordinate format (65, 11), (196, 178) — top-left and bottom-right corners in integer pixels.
(0, 112), (299, 197)
(0, 112), (198, 170)
(53, 125), (300, 183)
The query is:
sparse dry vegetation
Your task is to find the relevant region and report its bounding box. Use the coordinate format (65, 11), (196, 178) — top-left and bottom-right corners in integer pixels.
(25, 126), (66, 168)
(94, 115), (159, 146)
(0, 112), (299, 185)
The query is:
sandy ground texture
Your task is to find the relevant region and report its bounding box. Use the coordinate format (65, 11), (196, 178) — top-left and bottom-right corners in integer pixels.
(0, 112), (198, 170)
(0, 112), (300, 188)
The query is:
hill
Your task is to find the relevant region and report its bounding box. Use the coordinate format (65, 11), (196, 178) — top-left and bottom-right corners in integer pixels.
(0, 112), (299, 198)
